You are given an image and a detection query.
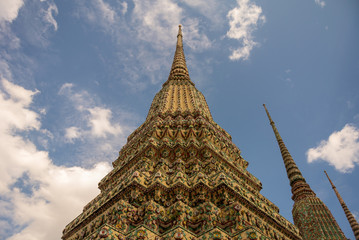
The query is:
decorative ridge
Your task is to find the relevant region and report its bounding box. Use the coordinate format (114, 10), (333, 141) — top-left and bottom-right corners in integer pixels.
(263, 104), (315, 201)
(324, 171), (359, 240)
(163, 25), (194, 87)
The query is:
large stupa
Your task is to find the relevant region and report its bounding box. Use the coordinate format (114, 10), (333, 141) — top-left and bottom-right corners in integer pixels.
(62, 26), (347, 240)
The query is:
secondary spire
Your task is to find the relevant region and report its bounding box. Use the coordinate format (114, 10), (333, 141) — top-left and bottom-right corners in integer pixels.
(263, 104), (346, 239)
(263, 104), (315, 201)
(324, 171), (359, 240)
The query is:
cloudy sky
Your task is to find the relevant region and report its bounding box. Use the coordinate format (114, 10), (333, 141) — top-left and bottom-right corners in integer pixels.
(0, 0), (358, 239)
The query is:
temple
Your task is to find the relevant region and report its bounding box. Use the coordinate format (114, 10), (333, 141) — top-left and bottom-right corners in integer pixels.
(62, 26), (349, 240)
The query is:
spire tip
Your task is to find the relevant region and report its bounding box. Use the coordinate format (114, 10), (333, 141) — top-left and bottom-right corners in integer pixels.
(178, 24), (182, 35)
(263, 104), (273, 124)
(163, 24), (192, 87)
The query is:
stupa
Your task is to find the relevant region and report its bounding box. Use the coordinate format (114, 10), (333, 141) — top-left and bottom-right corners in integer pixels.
(263, 105), (346, 239)
(62, 26), (346, 240)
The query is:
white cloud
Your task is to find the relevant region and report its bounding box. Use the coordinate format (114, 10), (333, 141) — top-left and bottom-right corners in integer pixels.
(59, 83), (126, 139)
(120, 1), (128, 15)
(0, 0), (58, 89)
(226, 0), (265, 61)
(7, 163), (110, 240)
(58, 82), (93, 111)
(128, 0), (213, 87)
(12, 0), (58, 48)
(181, 0), (226, 27)
(130, 0), (214, 52)
(65, 126), (81, 142)
(132, 0), (183, 48)
(87, 107), (123, 137)
(0, 78), (40, 132)
(315, 0), (326, 8)
(75, 0), (210, 51)
(58, 83), (135, 165)
(0, 0), (24, 23)
(58, 82), (73, 92)
(95, 0), (116, 24)
(307, 124), (359, 173)
(0, 78), (112, 239)
(182, 18), (211, 51)
(0, 56), (13, 80)
(74, 0), (117, 30)
(133, 0), (212, 50)
(42, 2), (58, 31)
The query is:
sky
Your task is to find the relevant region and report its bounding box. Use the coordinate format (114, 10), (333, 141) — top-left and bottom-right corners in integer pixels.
(0, 0), (358, 239)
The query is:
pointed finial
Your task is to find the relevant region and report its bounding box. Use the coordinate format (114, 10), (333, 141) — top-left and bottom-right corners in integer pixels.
(163, 24), (193, 86)
(177, 24), (183, 47)
(324, 171), (336, 189)
(263, 104), (274, 125)
(324, 171), (359, 239)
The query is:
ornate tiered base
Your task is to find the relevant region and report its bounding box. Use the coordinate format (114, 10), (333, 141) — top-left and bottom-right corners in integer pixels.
(63, 26), (303, 240)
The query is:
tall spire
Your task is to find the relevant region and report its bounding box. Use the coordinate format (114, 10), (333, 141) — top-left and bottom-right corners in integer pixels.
(325, 171), (359, 240)
(263, 104), (315, 201)
(163, 25), (193, 86)
(145, 25), (213, 122)
(263, 104), (346, 239)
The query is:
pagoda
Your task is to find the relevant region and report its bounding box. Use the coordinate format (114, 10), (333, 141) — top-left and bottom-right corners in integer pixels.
(62, 26), (344, 240)
(263, 105), (346, 239)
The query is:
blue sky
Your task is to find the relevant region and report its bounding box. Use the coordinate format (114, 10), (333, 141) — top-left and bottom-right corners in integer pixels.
(0, 0), (358, 239)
